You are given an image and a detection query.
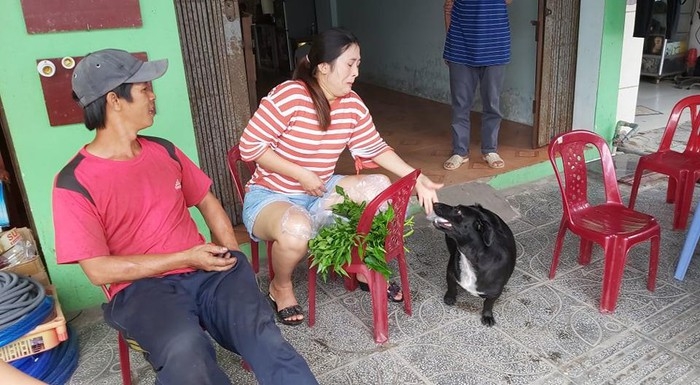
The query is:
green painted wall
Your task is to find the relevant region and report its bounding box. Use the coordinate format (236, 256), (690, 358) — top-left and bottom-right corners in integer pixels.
(0, 1), (203, 311)
(594, 1), (626, 142)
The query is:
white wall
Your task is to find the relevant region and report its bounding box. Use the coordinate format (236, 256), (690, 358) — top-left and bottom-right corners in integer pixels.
(616, 1), (644, 124)
(572, 0), (604, 129)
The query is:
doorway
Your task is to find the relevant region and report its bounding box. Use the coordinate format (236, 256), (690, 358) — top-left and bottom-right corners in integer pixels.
(533, 0), (581, 148)
(0, 101), (31, 230)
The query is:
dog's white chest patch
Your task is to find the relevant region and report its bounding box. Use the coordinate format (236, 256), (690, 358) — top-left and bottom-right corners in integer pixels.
(458, 252), (483, 296)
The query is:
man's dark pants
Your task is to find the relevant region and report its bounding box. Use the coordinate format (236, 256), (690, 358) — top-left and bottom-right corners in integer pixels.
(102, 253), (317, 385)
(448, 62), (506, 157)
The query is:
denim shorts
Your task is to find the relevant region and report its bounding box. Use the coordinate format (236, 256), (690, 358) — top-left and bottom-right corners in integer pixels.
(242, 174), (344, 241)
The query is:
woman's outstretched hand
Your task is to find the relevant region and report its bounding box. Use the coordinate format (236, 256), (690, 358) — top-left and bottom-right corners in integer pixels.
(415, 174), (443, 214)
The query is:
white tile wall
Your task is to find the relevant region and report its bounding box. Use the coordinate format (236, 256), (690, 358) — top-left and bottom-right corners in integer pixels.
(617, 3), (644, 122)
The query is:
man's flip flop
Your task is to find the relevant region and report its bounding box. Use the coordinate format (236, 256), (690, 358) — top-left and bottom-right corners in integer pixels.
(482, 152), (505, 169)
(358, 281), (404, 303)
(267, 294), (304, 326)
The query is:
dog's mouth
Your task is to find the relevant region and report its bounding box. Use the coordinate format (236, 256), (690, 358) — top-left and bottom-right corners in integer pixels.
(432, 216), (453, 230)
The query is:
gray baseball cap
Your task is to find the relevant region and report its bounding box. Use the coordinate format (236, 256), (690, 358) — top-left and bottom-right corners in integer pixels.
(72, 49), (168, 107)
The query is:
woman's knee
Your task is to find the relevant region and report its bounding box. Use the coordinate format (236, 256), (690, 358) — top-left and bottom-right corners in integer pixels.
(279, 205), (314, 241)
(342, 174), (391, 202)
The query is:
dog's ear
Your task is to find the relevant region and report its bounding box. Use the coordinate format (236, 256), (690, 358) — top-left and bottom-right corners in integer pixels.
(475, 219), (494, 247)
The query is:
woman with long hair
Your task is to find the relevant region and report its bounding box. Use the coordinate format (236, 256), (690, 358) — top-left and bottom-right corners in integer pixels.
(239, 28), (442, 325)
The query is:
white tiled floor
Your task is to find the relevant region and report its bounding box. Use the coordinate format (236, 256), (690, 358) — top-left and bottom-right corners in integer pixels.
(634, 78), (699, 133)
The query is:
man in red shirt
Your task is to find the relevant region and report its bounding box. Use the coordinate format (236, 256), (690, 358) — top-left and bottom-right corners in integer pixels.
(52, 49), (317, 385)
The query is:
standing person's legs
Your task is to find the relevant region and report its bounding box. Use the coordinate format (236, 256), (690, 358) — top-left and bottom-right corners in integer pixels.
(103, 275), (231, 385)
(197, 256), (318, 385)
(446, 62), (480, 170)
(479, 65), (506, 156)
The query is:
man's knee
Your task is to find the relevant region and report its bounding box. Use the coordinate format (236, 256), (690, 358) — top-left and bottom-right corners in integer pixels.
(152, 331), (220, 381)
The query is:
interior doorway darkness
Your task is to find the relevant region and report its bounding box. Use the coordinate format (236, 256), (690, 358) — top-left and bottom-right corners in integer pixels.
(0, 101), (31, 230)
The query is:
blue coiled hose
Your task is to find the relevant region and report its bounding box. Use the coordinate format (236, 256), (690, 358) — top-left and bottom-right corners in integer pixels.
(0, 271), (46, 327)
(10, 325), (79, 385)
(0, 272), (53, 347)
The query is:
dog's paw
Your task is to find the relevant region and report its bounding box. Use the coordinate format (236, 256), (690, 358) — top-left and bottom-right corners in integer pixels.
(481, 314), (496, 327)
(443, 294), (456, 306)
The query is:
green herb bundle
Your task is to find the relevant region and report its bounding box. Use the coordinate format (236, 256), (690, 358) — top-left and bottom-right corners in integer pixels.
(308, 186), (414, 282)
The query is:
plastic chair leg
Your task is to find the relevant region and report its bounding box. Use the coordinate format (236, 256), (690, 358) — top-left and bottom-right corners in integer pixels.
(628, 167), (644, 209)
(343, 273), (359, 292)
(578, 239), (593, 265)
(675, 207), (700, 280)
(666, 176), (678, 204)
(397, 251), (412, 316)
(117, 333), (132, 385)
(367, 272), (389, 344)
(307, 258), (317, 327)
(549, 220), (567, 279)
(251, 240), (260, 273)
(599, 244), (626, 313)
(647, 235), (660, 291)
(266, 242), (274, 280)
(673, 173), (695, 230)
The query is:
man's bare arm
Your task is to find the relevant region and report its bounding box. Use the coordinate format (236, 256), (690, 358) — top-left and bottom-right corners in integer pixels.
(78, 242), (235, 286)
(196, 191), (241, 251)
(444, 0), (454, 31)
(77, 192), (241, 286)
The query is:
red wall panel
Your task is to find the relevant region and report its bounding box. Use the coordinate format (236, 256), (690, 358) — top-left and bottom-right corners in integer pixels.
(37, 53), (147, 127)
(21, 0), (142, 34)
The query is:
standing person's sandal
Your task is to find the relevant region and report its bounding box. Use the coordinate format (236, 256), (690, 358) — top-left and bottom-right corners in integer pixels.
(443, 154), (468, 170)
(482, 153), (505, 169)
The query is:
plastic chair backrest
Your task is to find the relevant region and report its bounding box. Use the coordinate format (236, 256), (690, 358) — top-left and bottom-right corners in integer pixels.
(349, 169), (420, 265)
(226, 145), (255, 204)
(658, 94), (700, 153)
(548, 130), (622, 218)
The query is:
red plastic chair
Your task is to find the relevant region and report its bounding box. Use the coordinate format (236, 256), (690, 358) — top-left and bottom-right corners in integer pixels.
(102, 284), (252, 385)
(227, 145), (274, 278)
(628, 95), (700, 230)
(307, 169), (419, 343)
(100, 285), (135, 385)
(548, 131), (660, 313)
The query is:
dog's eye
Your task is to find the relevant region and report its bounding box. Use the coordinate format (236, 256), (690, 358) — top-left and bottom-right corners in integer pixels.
(474, 220), (483, 232)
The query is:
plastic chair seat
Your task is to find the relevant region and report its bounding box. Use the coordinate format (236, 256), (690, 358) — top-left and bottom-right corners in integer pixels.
(549, 130), (660, 313)
(629, 95), (700, 230)
(574, 204), (662, 235)
(307, 169), (420, 343)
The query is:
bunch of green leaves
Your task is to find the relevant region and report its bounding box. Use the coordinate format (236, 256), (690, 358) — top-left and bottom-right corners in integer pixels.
(308, 185), (415, 282)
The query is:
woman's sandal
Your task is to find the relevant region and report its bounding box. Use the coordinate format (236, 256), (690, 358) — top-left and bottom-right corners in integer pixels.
(443, 154), (468, 171)
(267, 294), (304, 326)
(358, 281), (404, 303)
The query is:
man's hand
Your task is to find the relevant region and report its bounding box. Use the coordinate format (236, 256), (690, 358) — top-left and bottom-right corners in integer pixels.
(186, 243), (238, 271)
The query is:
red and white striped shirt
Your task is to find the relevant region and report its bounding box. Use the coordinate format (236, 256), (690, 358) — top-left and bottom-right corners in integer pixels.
(239, 80), (391, 193)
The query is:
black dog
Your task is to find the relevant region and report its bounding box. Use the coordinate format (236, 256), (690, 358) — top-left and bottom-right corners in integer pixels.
(432, 202), (516, 326)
